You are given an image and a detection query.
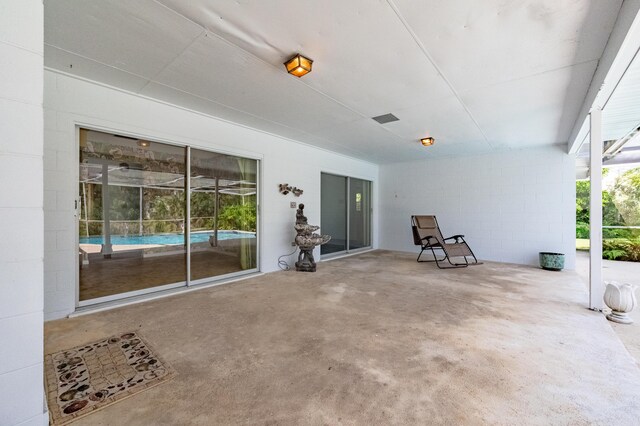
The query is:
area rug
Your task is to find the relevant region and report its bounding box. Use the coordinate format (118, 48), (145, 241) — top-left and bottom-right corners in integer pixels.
(45, 331), (176, 425)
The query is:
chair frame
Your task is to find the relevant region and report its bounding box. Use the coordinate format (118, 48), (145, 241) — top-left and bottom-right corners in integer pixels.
(411, 215), (481, 269)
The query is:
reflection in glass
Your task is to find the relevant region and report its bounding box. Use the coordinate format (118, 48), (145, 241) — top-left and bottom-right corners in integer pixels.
(321, 173), (372, 256)
(78, 129), (187, 301)
(321, 174), (348, 255)
(189, 149), (257, 281)
(349, 178), (371, 250)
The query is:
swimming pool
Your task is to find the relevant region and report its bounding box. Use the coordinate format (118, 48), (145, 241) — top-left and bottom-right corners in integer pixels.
(79, 231), (255, 245)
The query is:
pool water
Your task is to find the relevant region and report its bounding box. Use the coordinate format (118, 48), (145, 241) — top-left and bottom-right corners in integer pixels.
(79, 231), (255, 245)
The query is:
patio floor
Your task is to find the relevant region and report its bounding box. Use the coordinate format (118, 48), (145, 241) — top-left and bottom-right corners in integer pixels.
(575, 250), (640, 365)
(45, 250), (640, 425)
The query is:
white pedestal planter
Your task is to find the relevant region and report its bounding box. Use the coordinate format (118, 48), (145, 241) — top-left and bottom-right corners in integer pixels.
(603, 282), (638, 324)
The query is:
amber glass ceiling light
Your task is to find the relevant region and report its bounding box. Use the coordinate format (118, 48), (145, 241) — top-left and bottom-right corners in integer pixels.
(420, 137), (435, 147)
(284, 54), (313, 77)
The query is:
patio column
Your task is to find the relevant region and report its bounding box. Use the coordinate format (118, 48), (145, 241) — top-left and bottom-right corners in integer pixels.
(139, 186), (143, 236)
(101, 163), (113, 256)
(213, 176), (219, 247)
(0, 2), (46, 424)
(186, 146), (191, 282)
(589, 107), (603, 310)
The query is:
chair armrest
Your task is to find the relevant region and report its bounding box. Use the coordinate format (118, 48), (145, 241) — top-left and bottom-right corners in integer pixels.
(421, 235), (439, 243)
(444, 234), (465, 243)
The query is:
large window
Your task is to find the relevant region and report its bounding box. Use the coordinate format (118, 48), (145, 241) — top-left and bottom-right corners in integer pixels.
(78, 128), (258, 304)
(320, 173), (372, 256)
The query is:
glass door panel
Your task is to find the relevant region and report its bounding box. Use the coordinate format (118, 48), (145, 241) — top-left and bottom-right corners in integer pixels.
(78, 129), (187, 302)
(349, 178), (371, 250)
(189, 148), (257, 282)
(321, 173), (348, 255)
(321, 173), (372, 257)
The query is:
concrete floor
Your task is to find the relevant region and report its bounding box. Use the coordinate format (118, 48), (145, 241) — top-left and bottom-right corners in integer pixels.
(575, 250), (640, 365)
(45, 250), (640, 425)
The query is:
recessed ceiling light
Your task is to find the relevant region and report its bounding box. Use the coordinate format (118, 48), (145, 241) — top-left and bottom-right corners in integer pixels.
(420, 137), (435, 147)
(284, 54), (313, 77)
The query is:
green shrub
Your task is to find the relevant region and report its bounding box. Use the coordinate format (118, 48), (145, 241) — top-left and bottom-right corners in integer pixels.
(602, 238), (640, 262)
(603, 248), (626, 260)
(603, 228), (636, 239)
(576, 222), (589, 239)
(218, 203), (256, 232)
(624, 239), (640, 262)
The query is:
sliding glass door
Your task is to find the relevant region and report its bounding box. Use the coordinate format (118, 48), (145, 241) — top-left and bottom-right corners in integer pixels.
(78, 128), (258, 305)
(189, 148), (257, 283)
(320, 174), (347, 255)
(78, 129), (187, 302)
(321, 173), (372, 257)
(349, 177), (372, 250)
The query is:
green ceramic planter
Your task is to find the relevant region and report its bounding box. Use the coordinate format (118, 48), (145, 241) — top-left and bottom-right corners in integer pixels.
(539, 252), (565, 271)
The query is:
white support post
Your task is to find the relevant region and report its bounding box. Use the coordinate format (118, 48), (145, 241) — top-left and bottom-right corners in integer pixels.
(82, 182), (89, 238)
(213, 176), (219, 247)
(139, 186), (143, 236)
(101, 163), (113, 256)
(589, 108), (603, 310)
(186, 146), (191, 285)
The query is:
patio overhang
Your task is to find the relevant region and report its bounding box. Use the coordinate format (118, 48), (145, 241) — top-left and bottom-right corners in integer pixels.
(570, 9), (640, 310)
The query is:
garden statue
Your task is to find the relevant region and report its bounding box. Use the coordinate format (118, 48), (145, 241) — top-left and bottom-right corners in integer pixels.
(294, 204), (331, 272)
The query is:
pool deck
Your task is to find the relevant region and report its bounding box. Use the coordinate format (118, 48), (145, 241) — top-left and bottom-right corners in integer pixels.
(80, 243), (163, 254)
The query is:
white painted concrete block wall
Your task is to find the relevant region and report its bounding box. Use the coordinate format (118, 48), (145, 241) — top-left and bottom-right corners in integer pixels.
(43, 71), (379, 320)
(379, 146), (576, 269)
(0, 1), (47, 425)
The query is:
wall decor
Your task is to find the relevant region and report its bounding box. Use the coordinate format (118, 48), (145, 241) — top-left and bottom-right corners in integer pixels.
(279, 183), (303, 197)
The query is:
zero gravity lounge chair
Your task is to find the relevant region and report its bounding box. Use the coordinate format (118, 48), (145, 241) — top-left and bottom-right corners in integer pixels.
(411, 215), (481, 268)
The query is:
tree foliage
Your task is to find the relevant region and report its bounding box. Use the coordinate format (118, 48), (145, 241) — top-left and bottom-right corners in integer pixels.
(575, 168), (627, 239)
(611, 167), (640, 226)
(218, 201), (256, 232)
(575, 180), (590, 225)
(576, 167), (640, 262)
(79, 183), (256, 236)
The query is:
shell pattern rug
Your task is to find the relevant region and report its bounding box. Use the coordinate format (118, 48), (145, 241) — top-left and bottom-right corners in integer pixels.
(45, 332), (176, 425)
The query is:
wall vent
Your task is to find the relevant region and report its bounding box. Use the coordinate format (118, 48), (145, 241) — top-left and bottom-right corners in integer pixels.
(372, 113), (399, 124)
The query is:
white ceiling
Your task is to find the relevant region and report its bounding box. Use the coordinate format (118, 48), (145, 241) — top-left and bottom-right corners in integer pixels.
(602, 50), (640, 142)
(44, 0), (623, 164)
(575, 49), (640, 179)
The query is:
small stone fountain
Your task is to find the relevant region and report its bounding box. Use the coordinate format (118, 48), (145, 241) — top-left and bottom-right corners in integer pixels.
(294, 204), (331, 272)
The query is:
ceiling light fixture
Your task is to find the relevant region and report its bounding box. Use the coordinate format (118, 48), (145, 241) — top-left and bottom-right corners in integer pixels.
(284, 54), (313, 77)
(420, 137), (435, 147)
(137, 140), (151, 148)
